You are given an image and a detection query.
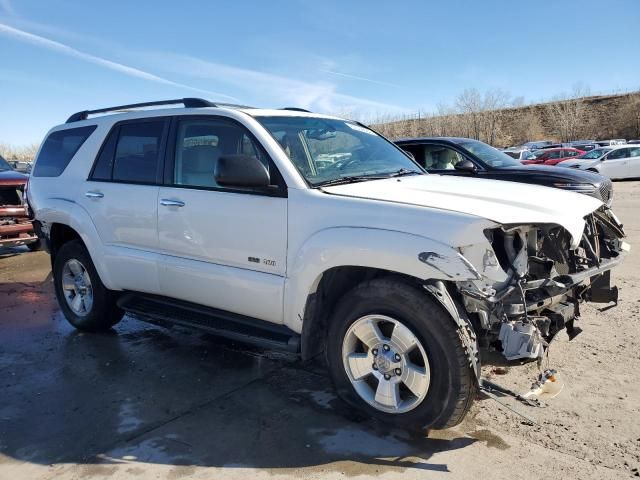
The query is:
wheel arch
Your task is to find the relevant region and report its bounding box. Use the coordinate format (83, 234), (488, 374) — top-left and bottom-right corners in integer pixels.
(287, 228), (481, 364)
(38, 200), (115, 288)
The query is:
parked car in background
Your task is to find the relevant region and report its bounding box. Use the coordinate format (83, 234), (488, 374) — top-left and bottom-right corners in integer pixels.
(0, 154), (39, 249)
(558, 144), (640, 179)
(396, 137), (613, 205)
(501, 148), (537, 161)
(8, 160), (33, 174)
(596, 139), (626, 147)
(27, 98), (627, 430)
(626, 140), (640, 145)
(520, 140), (553, 150)
(521, 147), (585, 165)
(564, 141), (599, 152)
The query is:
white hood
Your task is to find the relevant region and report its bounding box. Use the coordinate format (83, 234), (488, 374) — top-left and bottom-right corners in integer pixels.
(322, 175), (602, 248)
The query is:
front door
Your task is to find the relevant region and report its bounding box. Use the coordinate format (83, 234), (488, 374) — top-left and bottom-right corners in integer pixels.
(157, 116), (288, 324)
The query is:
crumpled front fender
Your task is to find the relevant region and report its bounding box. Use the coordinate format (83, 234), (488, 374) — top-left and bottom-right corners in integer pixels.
(284, 227), (483, 331)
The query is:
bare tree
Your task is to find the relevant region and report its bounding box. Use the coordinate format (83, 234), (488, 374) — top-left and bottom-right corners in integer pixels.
(618, 95), (640, 138)
(0, 142), (40, 162)
(544, 84), (591, 142)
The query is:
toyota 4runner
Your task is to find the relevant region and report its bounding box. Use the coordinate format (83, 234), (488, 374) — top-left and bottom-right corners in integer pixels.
(28, 98), (628, 430)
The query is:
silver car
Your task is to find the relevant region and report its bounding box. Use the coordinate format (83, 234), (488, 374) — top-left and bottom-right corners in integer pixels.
(558, 145), (640, 179)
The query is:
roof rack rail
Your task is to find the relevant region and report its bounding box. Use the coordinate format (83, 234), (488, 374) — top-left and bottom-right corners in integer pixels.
(281, 107), (311, 113)
(66, 98), (217, 123)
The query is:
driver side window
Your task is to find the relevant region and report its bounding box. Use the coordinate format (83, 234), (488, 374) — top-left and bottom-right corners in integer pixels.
(607, 149), (628, 160)
(422, 145), (463, 170)
(173, 118), (269, 189)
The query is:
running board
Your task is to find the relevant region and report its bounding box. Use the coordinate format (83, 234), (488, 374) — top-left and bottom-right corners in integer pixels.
(117, 293), (300, 353)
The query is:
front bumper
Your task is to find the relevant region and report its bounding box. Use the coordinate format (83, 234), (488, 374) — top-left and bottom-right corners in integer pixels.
(0, 219), (38, 248)
(502, 255), (624, 315)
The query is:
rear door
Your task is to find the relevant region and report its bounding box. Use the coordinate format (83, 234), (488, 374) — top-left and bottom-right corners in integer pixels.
(628, 147), (640, 177)
(79, 118), (169, 294)
(156, 116), (288, 324)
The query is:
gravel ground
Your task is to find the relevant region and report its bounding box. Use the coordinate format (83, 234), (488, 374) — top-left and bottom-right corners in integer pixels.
(0, 181), (638, 480)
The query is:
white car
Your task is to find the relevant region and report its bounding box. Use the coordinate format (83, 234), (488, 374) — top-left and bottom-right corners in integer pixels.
(501, 148), (537, 161)
(558, 144), (640, 179)
(28, 98), (627, 430)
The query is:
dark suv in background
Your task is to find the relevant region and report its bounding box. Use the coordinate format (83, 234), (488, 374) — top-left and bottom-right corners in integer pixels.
(395, 137), (613, 205)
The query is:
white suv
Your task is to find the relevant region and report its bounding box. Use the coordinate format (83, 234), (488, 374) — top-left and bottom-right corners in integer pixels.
(28, 98), (628, 430)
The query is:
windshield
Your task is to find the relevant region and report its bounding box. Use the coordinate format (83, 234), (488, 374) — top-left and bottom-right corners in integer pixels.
(0, 155), (11, 171)
(580, 148), (610, 159)
(256, 116), (423, 186)
(452, 139), (522, 167)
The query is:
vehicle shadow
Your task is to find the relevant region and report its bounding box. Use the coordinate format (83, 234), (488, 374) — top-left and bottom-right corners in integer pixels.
(0, 286), (477, 474)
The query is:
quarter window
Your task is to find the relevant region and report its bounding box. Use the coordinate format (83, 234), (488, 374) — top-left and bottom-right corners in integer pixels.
(33, 126), (96, 177)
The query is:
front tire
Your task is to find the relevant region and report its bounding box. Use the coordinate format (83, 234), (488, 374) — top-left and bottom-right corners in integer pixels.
(53, 240), (124, 331)
(326, 277), (475, 430)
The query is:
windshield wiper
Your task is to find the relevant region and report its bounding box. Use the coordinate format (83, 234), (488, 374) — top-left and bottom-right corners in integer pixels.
(314, 175), (388, 188)
(386, 168), (422, 177)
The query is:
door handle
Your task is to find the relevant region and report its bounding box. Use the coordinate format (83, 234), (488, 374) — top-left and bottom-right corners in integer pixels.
(160, 199), (185, 207)
(85, 191), (104, 199)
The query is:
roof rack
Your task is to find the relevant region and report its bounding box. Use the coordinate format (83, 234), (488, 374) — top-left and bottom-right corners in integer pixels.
(66, 98), (218, 123)
(281, 107), (311, 113)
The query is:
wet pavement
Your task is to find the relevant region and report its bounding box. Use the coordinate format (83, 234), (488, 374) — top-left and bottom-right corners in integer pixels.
(2, 183), (640, 479)
(0, 249), (480, 478)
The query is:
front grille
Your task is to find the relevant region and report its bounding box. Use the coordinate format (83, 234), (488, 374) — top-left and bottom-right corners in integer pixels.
(595, 178), (613, 206)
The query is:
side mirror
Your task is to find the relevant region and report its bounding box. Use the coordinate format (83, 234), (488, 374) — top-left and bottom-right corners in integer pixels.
(454, 159), (477, 173)
(215, 154), (271, 187)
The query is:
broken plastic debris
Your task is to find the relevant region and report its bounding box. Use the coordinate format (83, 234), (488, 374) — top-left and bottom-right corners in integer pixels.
(522, 369), (564, 400)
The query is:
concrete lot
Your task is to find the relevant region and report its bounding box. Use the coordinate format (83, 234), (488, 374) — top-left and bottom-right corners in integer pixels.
(1, 182), (639, 480)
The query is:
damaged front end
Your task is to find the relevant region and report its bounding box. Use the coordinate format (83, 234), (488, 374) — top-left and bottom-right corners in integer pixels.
(457, 206), (628, 362)
(0, 181), (38, 248)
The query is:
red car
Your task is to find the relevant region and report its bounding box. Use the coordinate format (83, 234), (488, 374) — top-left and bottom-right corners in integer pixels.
(521, 147), (585, 166)
(0, 155), (39, 250)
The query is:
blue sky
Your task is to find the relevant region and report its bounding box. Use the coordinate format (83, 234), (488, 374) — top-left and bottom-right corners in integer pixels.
(1, 0), (639, 145)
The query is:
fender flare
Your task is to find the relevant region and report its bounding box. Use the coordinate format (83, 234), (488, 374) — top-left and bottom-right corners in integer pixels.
(38, 199), (115, 289)
(284, 227), (481, 332)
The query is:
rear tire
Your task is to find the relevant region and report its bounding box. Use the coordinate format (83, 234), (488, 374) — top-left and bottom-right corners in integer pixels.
(326, 277), (475, 431)
(53, 240), (123, 331)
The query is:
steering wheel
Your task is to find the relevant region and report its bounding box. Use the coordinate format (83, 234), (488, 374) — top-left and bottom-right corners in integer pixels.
(332, 156), (361, 171)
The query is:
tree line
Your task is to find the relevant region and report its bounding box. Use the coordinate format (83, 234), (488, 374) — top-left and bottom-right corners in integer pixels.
(371, 86), (640, 147)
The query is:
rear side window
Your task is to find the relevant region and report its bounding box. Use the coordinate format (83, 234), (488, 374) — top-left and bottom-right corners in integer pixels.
(90, 120), (166, 184)
(33, 126), (96, 177)
(113, 122), (165, 183)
